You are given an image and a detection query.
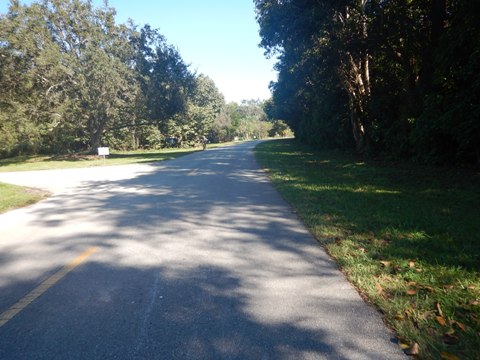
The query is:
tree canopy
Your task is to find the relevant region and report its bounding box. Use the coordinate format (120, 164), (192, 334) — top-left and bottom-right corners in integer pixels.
(0, 0), (240, 156)
(255, 0), (480, 165)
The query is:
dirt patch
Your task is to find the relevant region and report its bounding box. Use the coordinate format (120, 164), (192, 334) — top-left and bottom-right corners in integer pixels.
(24, 187), (51, 198)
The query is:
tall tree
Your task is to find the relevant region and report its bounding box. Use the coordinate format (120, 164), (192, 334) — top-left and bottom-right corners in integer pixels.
(255, 0), (480, 164)
(170, 74), (225, 144)
(42, 0), (140, 151)
(0, 0), (68, 154)
(0, 0), (201, 155)
(0, 0), (140, 153)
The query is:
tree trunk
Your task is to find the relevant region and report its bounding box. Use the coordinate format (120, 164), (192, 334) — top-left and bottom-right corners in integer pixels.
(338, 1), (372, 154)
(90, 129), (103, 153)
(349, 95), (366, 153)
(89, 117), (107, 153)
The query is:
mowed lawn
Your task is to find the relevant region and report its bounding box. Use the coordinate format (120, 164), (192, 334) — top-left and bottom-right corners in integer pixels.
(255, 139), (480, 360)
(0, 182), (50, 214)
(0, 148), (198, 173)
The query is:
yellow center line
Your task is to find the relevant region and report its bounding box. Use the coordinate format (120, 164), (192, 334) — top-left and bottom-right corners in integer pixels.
(0, 247), (98, 328)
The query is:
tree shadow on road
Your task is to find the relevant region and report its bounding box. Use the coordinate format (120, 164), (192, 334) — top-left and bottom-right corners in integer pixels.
(0, 145), (404, 359)
(0, 262), (398, 359)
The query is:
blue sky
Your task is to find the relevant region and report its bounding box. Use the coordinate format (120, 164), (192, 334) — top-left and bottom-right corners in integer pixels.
(0, 0), (277, 103)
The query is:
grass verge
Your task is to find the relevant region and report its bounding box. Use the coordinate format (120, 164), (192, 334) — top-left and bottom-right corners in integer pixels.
(0, 182), (50, 214)
(255, 138), (480, 360)
(0, 148), (199, 172)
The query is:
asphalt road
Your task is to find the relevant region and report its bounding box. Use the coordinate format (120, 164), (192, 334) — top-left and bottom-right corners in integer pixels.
(0, 141), (406, 359)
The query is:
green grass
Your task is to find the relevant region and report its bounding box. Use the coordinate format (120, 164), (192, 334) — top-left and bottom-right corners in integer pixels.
(0, 147), (198, 172)
(255, 139), (480, 360)
(0, 182), (50, 214)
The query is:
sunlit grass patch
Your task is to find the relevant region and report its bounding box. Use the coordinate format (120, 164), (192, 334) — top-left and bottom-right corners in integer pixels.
(0, 148), (198, 172)
(0, 182), (49, 213)
(255, 138), (480, 359)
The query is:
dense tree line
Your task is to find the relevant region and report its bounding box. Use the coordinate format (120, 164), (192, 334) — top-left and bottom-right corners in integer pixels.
(0, 0), (273, 157)
(255, 0), (480, 165)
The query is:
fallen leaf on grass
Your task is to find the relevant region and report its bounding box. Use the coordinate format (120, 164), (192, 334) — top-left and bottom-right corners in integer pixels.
(469, 313), (479, 324)
(453, 321), (467, 332)
(469, 300), (479, 306)
(404, 342), (420, 356)
(379, 260), (391, 267)
(358, 247), (366, 253)
(375, 283), (384, 296)
(420, 310), (435, 321)
(436, 302), (444, 317)
(404, 304), (416, 317)
(436, 316), (447, 326)
(442, 333), (459, 345)
(440, 352), (460, 360)
(421, 285), (435, 292)
(408, 261), (416, 268)
(406, 289), (417, 296)
(379, 239), (391, 246)
(392, 266), (402, 273)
